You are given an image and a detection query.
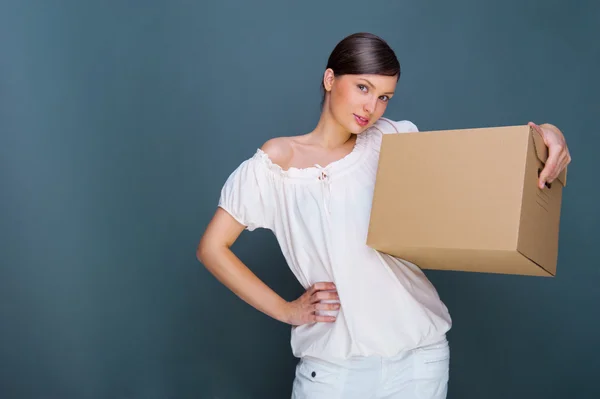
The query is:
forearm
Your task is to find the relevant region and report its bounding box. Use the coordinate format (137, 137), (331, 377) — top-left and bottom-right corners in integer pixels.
(198, 245), (290, 324)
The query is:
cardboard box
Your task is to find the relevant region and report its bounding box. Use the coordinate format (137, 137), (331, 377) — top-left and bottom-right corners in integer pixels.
(367, 125), (567, 277)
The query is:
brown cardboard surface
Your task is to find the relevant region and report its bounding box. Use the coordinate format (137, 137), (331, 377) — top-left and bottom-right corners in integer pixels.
(367, 125), (567, 276)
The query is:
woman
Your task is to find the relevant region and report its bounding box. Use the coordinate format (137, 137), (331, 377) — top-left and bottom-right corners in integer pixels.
(197, 32), (571, 398)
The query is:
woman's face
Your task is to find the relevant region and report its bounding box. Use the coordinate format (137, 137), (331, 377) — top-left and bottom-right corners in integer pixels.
(324, 69), (398, 134)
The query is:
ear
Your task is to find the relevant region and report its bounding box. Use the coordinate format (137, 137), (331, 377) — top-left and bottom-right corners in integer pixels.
(323, 68), (335, 92)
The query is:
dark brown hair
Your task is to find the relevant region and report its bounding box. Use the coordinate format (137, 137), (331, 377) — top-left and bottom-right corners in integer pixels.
(321, 32), (400, 106)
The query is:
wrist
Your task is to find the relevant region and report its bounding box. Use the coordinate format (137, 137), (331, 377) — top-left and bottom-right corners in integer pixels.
(273, 299), (292, 324)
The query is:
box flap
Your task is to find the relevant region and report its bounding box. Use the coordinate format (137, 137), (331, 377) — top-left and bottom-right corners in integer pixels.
(530, 126), (568, 186)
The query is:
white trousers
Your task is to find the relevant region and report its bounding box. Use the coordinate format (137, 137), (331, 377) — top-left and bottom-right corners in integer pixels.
(291, 338), (450, 399)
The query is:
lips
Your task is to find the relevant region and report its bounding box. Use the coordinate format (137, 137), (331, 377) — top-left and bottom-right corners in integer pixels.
(354, 114), (369, 127)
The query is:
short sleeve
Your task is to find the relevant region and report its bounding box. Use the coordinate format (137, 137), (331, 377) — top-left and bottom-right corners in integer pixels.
(218, 154), (274, 231)
(375, 117), (419, 134)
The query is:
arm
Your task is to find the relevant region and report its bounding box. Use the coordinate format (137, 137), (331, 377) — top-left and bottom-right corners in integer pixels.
(197, 208), (339, 325)
(197, 208), (291, 322)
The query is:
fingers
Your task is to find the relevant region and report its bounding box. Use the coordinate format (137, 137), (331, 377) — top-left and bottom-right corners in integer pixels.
(311, 290), (340, 303)
(314, 315), (337, 323)
(558, 151), (570, 173)
(297, 282), (340, 324)
(539, 149), (560, 189)
(306, 282), (337, 301)
(314, 302), (341, 311)
(311, 281), (336, 292)
(539, 146), (570, 188)
(528, 121), (543, 135)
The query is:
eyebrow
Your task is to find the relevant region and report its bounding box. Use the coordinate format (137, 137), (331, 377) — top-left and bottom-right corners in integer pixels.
(359, 78), (395, 95)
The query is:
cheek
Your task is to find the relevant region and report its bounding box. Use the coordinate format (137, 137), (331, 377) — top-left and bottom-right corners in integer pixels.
(332, 84), (351, 106)
(334, 83), (365, 108)
(374, 101), (388, 117)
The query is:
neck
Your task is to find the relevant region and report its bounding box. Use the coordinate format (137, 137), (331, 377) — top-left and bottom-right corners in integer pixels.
(309, 102), (354, 150)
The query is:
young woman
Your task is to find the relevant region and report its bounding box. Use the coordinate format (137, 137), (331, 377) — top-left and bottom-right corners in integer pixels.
(197, 32), (571, 399)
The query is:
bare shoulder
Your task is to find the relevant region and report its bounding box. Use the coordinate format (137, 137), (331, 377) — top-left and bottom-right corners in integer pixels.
(260, 137), (294, 168)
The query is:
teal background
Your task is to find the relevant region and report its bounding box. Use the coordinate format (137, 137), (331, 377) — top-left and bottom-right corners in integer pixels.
(1, 1), (598, 398)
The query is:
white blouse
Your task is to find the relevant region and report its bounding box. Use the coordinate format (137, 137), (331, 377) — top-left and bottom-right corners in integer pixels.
(218, 118), (452, 363)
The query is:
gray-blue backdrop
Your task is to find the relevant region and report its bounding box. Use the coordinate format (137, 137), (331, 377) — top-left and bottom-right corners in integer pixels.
(1, 1), (598, 398)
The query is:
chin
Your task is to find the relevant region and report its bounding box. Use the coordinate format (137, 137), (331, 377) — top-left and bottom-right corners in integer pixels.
(345, 120), (369, 134)
(337, 120), (360, 135)
(353, 122), (375, 134)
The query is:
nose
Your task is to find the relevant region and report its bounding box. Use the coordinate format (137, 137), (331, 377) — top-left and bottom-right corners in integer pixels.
(363, 95), (377, 114)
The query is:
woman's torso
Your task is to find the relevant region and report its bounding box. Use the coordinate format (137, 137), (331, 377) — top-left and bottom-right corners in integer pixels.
(248, 118), (452, 363)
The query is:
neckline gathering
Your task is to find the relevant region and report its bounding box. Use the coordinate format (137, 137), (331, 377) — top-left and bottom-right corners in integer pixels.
(253, 128), (372, 181)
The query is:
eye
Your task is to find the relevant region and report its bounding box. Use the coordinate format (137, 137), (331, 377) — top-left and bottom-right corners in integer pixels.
(357, 84), (368, 92)
(379, 95), (390, 102)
